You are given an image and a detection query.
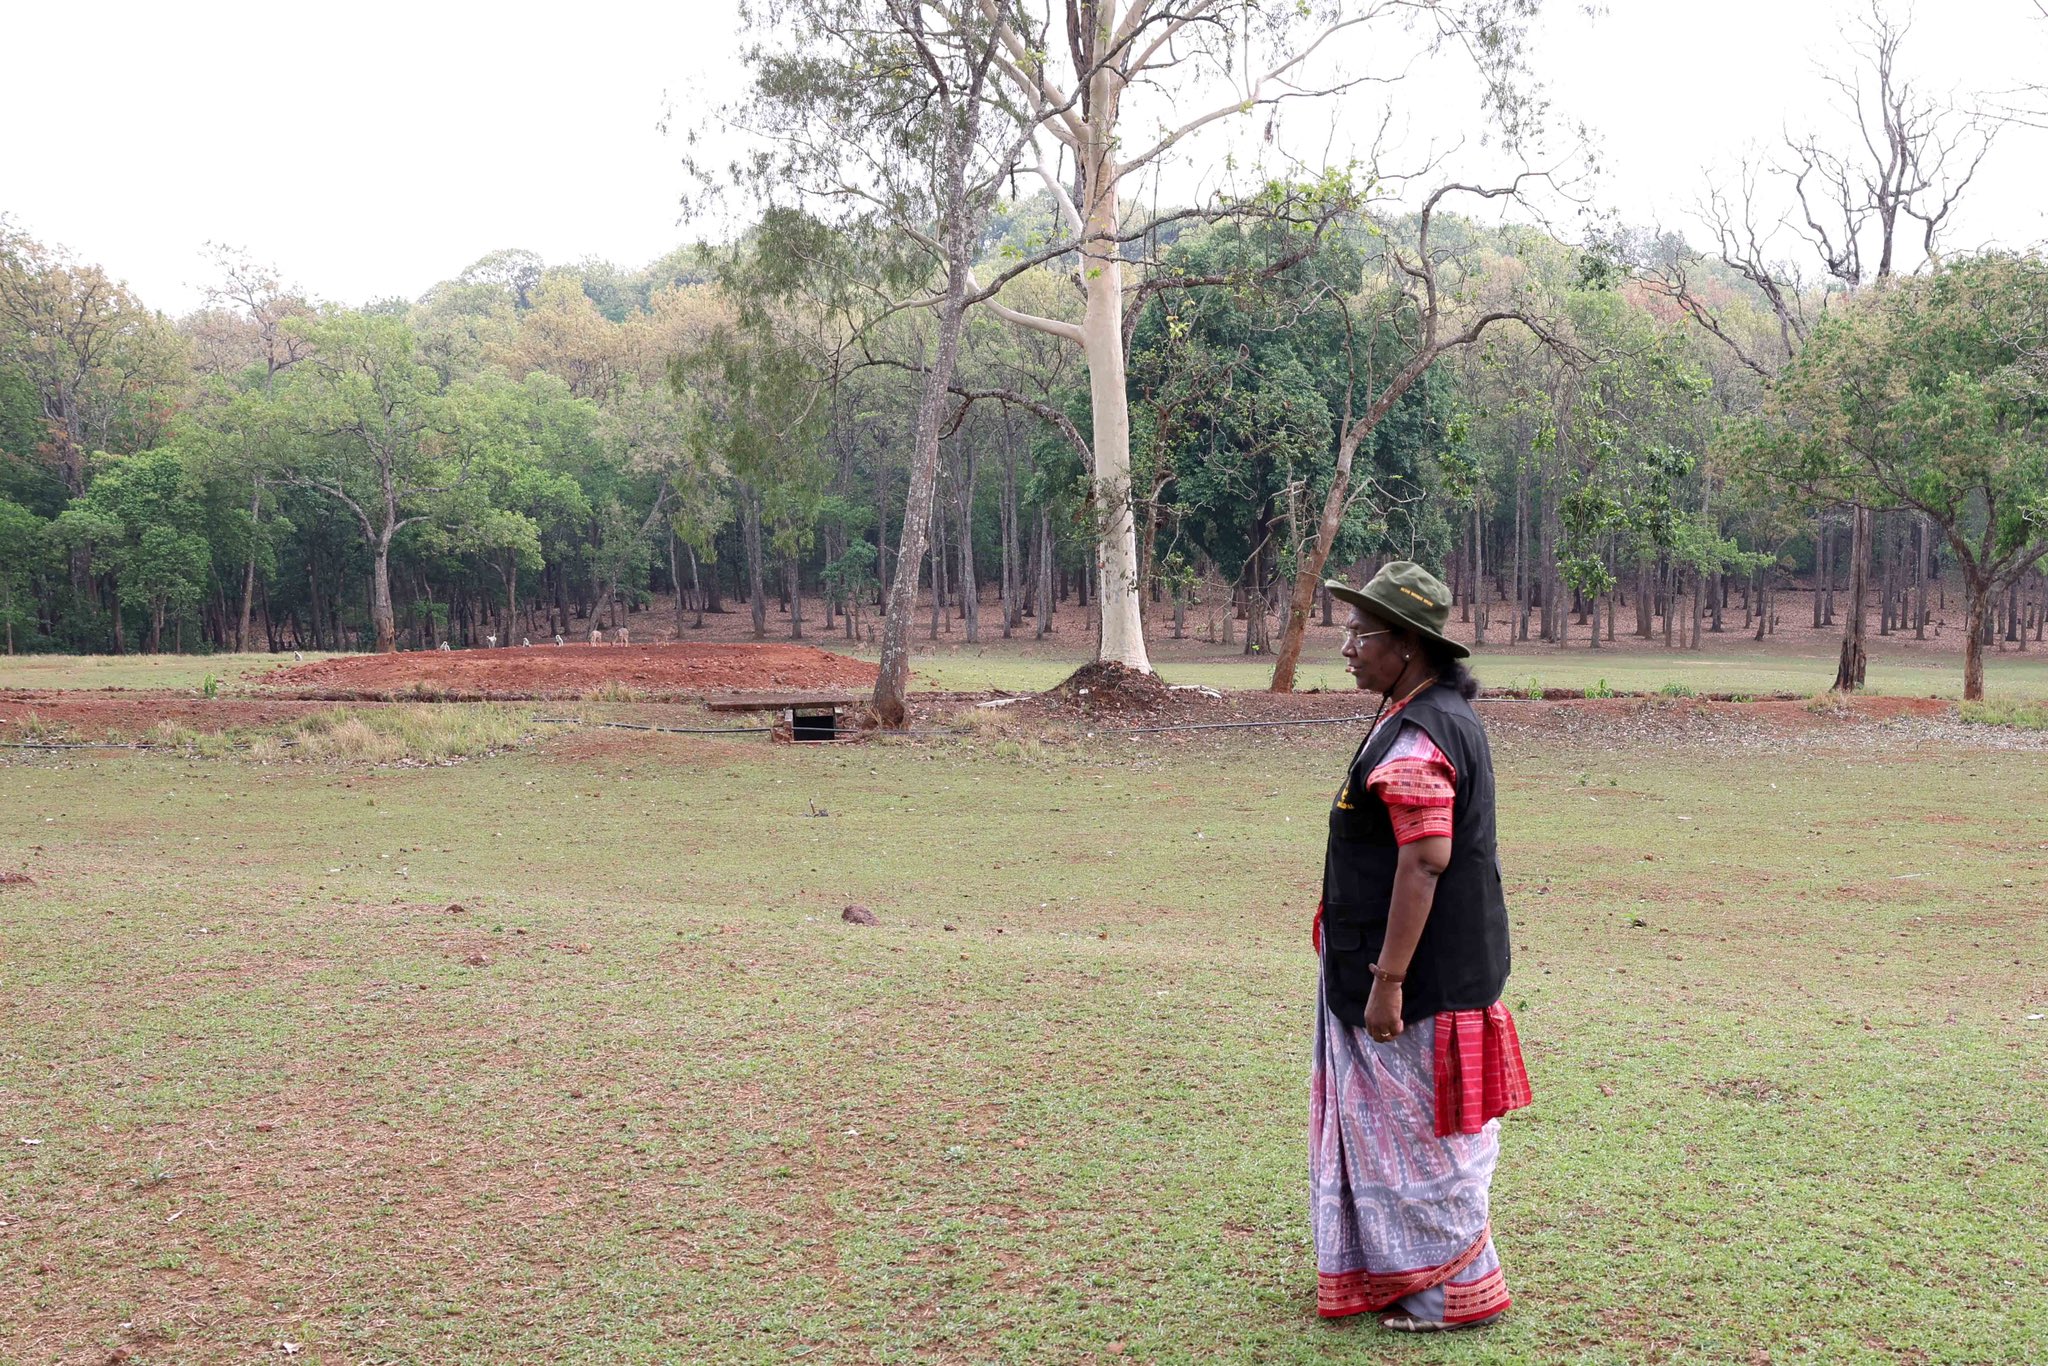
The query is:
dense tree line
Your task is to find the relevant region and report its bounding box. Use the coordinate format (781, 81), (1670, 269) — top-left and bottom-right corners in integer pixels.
(4, 5), (2046, 705)
(2, 209), (2045, 694)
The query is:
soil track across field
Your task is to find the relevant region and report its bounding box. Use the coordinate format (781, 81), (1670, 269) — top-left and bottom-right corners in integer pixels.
(254, 642), (880, 700)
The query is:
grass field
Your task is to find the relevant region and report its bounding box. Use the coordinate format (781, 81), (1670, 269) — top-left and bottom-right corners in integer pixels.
(0, 652), (341, 693)
(3, 705), (2046, 1363)
(8, 641), (2048, 704)
(895, 644), (2048, 702)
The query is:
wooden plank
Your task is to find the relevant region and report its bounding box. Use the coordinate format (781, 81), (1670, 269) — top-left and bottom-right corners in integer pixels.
(702, 693), (859, 712)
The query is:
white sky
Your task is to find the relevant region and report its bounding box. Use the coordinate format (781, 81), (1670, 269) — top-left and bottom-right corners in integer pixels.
(3, 0), (2042, 316)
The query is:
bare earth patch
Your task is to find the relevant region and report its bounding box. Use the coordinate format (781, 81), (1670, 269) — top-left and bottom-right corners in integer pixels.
(253, 642), (879, 700)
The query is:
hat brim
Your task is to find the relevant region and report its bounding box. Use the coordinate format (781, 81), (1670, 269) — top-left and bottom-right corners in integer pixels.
(1323, 579), (1472, 659)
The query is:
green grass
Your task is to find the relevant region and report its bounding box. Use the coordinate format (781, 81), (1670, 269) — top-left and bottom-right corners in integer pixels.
(2, 710), (2045, 1362)
(1958, 699), (2048, 729)
(890, 642), (2048, 701)
(0, 651), (337, 691)
(1465, 646), (2048, 702)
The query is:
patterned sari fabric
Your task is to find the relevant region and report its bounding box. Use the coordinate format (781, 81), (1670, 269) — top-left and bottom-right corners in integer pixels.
(1309, 997), (1512, 1323)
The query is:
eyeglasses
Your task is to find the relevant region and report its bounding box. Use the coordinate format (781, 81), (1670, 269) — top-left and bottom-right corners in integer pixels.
(1342, 628), (1393, 645)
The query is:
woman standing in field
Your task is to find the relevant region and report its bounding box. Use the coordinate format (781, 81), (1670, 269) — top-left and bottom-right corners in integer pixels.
(1309, 561), (1531, 1332)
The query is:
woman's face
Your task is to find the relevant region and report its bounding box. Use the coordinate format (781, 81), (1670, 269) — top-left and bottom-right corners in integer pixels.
(1340, 606), (1407, 692)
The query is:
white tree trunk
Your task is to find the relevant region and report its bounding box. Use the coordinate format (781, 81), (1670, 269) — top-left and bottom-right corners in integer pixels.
(1079, 88), (1150, 673)
(1082, 287), (1148, 670)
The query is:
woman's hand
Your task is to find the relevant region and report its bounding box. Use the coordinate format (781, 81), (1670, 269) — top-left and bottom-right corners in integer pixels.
(1364, 980), (1404, 1043)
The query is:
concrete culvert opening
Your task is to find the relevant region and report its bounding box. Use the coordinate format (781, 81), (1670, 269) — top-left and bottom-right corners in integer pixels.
(788, 705), (841, 743)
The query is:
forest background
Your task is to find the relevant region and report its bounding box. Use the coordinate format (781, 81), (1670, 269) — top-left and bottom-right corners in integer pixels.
(4, 0), (2048, 715)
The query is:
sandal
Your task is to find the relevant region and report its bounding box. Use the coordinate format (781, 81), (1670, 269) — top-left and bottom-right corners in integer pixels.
(1377, 1310), (1504, 1334)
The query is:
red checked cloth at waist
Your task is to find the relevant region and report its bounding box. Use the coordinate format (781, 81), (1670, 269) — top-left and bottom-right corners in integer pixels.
(1311, 907), (1533, 1137)
(1432, 1003), (1532, 1136)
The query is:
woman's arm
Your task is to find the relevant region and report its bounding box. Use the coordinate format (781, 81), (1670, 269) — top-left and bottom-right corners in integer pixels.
(1363, 835), (1451, 1041)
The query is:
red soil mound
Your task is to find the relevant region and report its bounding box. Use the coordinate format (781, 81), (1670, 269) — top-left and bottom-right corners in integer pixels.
(254, 642), (880, 700)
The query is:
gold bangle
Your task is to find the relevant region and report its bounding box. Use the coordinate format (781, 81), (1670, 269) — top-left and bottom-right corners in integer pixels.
(1368, 962), (1405, 986)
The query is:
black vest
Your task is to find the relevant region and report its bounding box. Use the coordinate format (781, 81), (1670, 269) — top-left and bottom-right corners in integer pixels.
(1321, 683), (1511, 1025)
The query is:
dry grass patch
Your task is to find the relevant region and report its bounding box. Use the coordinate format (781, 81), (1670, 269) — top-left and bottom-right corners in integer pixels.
(251, 704), (537, 764)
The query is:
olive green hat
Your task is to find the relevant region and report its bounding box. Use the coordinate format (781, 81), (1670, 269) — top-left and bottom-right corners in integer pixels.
(1323, 560), (1470, 659)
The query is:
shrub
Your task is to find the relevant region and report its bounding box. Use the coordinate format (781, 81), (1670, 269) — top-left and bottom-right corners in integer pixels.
(1658, 681), (1697, 698)
(1585, 678), (1614, 700)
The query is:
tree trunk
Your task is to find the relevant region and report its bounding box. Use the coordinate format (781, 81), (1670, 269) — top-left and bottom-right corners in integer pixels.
(370, 536), (398, 653)
(236, 483), (262, 651)
(1472, 504), (1488, 647)
(872, 241), (976, 727)
(1824, 514), (1839, 625)
(1893, 512), (1908, 634)
(1077, 113), (1151, 674)
(307, 548), (325, 650)
(1539, 492), (1560, 644)
(1514, 462), (1530, 642)
(1962, 573), (1991, 700)
(1020, 505), (1039, 625)
(875, 433), (893, 597)
(788, 556), (803, 640)
(958, 447), (980, 644)
(1915, 515), (1929, 640)
(670, 533), (688, 640)
(999, 422), (1018, 638)
(743, 490), (767, 639)
(1818, 511), (1835, 630)
(1454, 529), (1469, 622)
(1661, 562), (1675, 648)
(1833, 504), (1871, 692)
(1035, 511), (1053, 640)
(928, 499), (945, 641)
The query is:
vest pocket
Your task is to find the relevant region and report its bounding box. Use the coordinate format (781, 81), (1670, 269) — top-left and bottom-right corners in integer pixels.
(1320, 900), (1386, 1006)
